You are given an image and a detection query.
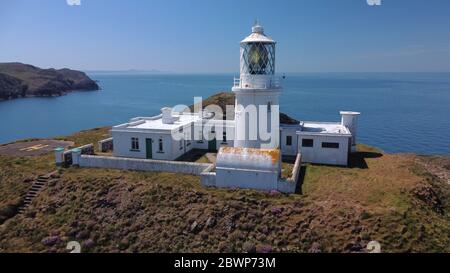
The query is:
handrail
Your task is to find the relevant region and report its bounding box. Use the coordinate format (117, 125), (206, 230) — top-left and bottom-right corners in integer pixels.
(233, 76), (282, 89)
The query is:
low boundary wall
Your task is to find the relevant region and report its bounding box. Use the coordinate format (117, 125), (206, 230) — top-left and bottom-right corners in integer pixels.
(200, 164), (216, 187)
(62, 144), (95, 166)
(277, 153), (302, 193)
(201, 153), (302, 194)
(79, 155), (212, 175)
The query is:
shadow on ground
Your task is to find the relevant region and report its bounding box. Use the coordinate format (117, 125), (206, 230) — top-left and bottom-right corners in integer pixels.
(175, 149), (209, 162)
(348, 151), (383, 169)
(296, 166), (307, 194)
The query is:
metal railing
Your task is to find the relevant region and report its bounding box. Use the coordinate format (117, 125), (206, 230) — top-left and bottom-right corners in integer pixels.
(233, 75), (282, 89)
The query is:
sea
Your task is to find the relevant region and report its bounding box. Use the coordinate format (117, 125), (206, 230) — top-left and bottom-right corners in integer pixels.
(0, 73), (449, 155)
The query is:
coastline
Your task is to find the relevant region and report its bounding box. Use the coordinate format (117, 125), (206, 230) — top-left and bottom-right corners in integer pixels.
(0, 88), (100, 102)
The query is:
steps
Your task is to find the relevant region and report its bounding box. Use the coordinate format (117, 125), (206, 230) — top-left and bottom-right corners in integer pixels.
(17, 171), (59, 215)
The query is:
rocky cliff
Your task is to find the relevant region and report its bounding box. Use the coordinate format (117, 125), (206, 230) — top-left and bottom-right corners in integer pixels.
(0, 62), (99, 100)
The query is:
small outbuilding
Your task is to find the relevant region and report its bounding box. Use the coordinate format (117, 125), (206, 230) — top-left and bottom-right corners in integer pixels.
(215, 147), (281, 191)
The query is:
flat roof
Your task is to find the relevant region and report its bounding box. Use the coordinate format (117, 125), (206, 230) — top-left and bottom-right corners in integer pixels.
(298, 121), (351, 137)
(112, 112), (235, 133)
(112, 113), (201, 132)
(131, 114), (199, 131)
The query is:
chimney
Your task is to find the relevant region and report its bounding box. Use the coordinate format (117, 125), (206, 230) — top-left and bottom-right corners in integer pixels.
(340, 111), (361, 153)
(161, 107), (174, 124)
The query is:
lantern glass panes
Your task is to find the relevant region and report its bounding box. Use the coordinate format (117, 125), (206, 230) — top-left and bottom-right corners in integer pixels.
(241, 42), (275, 75)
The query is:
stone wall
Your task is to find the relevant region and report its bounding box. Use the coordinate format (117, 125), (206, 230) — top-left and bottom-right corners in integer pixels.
(79, 155), (212, 175)
(98, 138), (114, 153)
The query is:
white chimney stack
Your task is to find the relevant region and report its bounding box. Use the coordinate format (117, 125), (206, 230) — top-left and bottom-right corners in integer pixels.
(340, 111), (361, 153)
(161, 107), (175, 124)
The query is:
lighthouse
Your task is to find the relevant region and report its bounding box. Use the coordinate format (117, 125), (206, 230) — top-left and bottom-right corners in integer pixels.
(232, 22), (282, 149)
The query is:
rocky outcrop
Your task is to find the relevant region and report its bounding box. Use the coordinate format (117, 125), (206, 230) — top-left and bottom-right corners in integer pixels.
(0, 62), (99, 100)
(191, 91), (300, 125)
(0, 73), (28, 100)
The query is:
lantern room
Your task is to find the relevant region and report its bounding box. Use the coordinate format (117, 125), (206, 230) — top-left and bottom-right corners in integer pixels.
(240, 22), (276, 76)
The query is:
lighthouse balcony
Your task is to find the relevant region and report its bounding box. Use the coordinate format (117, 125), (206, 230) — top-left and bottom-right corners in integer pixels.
(233, 75), (282, 90)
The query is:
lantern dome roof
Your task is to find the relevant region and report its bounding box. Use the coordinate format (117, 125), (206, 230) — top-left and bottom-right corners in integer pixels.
(241, 22), (275, 44)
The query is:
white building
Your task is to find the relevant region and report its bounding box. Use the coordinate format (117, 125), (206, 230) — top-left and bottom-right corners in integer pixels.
(112, 110), (235, 161)
(110, 23), (361, 191)
(215, 147), (282, 191)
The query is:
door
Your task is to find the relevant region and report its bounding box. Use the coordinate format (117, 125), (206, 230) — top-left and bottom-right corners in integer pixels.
(208, 138), (217, 152)
(146, 138), (152, 159)
(208, 130), (217, 152)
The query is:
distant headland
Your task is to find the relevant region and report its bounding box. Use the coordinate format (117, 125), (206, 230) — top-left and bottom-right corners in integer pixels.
(0, 62), (99, 101)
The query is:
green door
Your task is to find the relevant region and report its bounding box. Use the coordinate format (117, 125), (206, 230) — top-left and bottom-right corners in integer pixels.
(146, 138), (152, 159)
(208, 138), (217, 152)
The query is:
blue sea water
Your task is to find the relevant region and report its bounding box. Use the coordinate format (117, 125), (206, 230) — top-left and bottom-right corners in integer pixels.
(0, 73), (449, 155)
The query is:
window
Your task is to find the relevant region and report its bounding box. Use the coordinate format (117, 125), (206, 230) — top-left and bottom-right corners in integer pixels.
(131, 137), (139, 151)
(223, 132), (227, 143)
(158, 139), (164, 153)
(179, 140), (183, 150)
(286, 135), (292, 146)
(242, 42), (275, 75)
(302, 139), (314, 148)
(267, 102), (272, 112)
(322, 142), (340, 149)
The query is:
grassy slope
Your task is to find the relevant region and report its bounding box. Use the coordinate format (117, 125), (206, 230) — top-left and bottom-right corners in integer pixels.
(0, 128), (449, 253)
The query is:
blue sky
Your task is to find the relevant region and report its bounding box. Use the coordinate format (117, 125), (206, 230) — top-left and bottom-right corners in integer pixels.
(1, 0), (449, 73)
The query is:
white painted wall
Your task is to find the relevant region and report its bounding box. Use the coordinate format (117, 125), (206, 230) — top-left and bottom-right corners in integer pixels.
(280, 126), (300, 156)
(298, 134), (350, 166)
(215, 167), (280, 191)
(341, 112), (360, 152)
(112, 131), (174, 160)
(234, 91), (280, 149)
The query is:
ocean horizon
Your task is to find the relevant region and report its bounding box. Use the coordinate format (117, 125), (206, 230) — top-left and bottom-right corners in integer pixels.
(1, 72), (449, 155)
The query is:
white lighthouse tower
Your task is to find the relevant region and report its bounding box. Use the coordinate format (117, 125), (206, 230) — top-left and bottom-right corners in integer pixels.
(232, 22), (282, 149)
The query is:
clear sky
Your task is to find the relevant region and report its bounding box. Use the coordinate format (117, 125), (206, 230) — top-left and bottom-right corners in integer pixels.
(1, 0), (449, 73)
